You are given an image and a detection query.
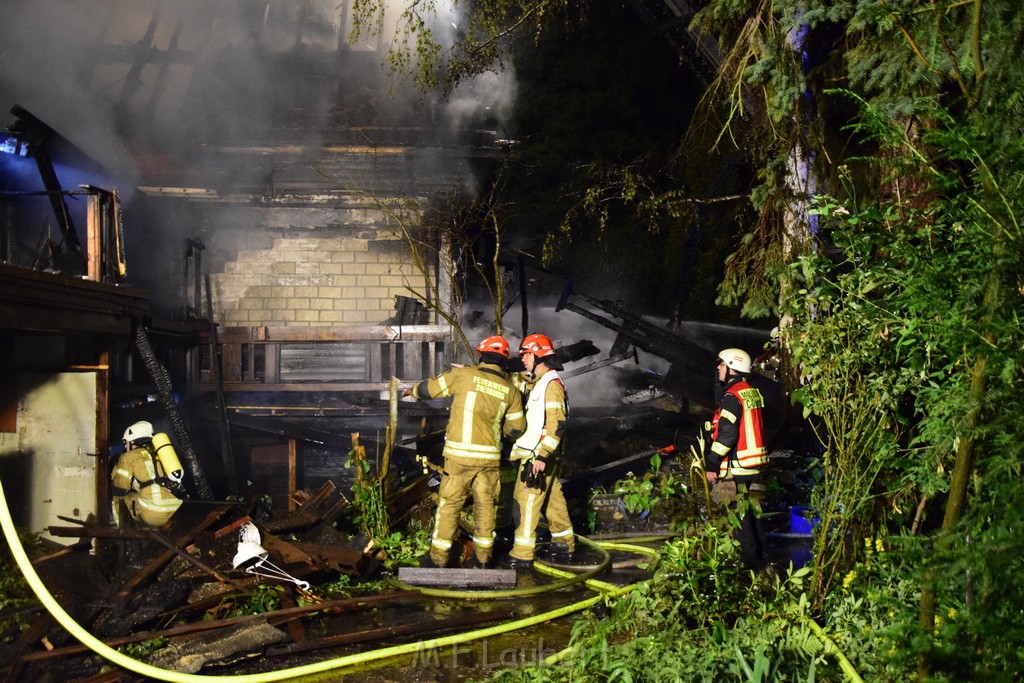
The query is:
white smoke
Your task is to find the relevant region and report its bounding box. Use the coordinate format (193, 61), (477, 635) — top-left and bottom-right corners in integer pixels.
(0, 0), (518, 311)
(0, 0), (515, 184)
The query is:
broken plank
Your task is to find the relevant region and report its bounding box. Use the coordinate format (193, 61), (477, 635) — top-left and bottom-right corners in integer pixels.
(47, 525), (149, 540)
(30, 543), (91, 564)
(261, 510), (319, 534)
(118, 505), (232, 597)
(213, 515), (252, 539)
(397, 567), (517, 588)
(279, 585), (307, 644)
(2, 613), (55, 683)
(146, 621), (289, 674)
(148, 530), (248, 591)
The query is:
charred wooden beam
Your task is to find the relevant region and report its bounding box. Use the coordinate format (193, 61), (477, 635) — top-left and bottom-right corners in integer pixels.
(117, 506), (232, 597)
(46, 526), (150, 540)
(0, 262), (148, 336)
(10, 105), (83, 268)
(396, 567), (517, 589)
(278, 585), (307, 644)
(2, 614), (56, 683)
(560, 444), (676, 497)
(149, 530), (248, 591)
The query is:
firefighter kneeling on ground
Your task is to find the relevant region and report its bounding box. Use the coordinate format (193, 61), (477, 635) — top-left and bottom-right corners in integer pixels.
(111, 421), (184, 528)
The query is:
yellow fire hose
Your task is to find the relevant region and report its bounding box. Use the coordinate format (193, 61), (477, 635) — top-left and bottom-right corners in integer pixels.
(0, 480), (637, 681)
(395, 534), (613, 599)
(1, 481), (860, 681)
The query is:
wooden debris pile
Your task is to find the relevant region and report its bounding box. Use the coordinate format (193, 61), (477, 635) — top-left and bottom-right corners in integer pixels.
(1, 480), (434, 679)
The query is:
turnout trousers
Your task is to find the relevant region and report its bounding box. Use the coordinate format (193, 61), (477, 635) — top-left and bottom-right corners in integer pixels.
(509, 465), (575, 561)
(430, 459), (501, 566)
(713, 478), (767, 569)
(112, 491), (181, 528)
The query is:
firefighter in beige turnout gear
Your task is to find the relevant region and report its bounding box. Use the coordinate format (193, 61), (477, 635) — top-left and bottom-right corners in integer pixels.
(508, 334), (574, 564)
(111, 421), (183, 528)
(404, 336), (526, 567)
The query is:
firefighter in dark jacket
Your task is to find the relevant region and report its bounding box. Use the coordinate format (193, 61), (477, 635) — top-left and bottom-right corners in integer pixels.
(705, 348), (769, 569)
(404, 336), (526, 568)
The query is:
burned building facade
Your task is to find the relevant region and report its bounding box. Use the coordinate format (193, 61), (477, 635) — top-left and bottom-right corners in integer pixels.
(0, 0), (512, 537)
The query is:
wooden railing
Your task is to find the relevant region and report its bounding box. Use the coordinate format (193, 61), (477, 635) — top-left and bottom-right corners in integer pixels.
(200, 324), (450, 393)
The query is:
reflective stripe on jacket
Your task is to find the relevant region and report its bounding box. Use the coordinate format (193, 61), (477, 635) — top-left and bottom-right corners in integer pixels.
(708, 379), (767, 477)
(412, 362), (526, 464)
(511, 370), (567, 462)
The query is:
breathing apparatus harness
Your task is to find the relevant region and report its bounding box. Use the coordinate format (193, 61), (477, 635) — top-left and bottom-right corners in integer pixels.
(123, 434), (187, 497)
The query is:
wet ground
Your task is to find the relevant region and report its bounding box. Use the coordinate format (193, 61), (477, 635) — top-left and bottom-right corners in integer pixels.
(219, 542), (651, 681)
(2, 398), (818, 681)
(6, 514), (813, 682)
(8, 532), (658, 682)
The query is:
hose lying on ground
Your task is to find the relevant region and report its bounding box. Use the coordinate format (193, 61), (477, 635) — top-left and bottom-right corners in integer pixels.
(0, 479), (639, 681)
(396, 534), (613, 599)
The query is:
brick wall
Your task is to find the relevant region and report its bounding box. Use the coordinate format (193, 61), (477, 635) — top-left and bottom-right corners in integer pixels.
(209, 212), (439, 328)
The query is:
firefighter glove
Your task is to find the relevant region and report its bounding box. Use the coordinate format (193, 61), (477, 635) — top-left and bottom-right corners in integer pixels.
(520, 462), (545, 490)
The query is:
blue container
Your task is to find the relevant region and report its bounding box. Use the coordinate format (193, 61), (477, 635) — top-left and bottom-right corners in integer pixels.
(789, 506), (820, 534)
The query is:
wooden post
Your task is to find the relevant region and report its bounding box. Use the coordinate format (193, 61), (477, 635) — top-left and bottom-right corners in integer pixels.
(206, 274), (238, 494)
(85, 192), (101, 281)
(287, 438), (298, 511)
(94, 348), (111, 554)
(381, 377), (398, 498)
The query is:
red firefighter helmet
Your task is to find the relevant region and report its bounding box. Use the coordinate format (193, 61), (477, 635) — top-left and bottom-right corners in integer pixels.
(519, 333), (556, 358)
(475, 335), (511, 358)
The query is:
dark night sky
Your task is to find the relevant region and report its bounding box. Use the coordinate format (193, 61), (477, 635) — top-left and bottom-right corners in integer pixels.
(497, 4), (750, 322)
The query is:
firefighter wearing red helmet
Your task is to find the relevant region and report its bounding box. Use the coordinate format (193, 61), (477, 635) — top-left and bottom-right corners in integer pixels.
(705, 347), (769, 569)
(506, 333), (573, 566)
(475, 335), (511, 358)
(404, 335), (525, 568)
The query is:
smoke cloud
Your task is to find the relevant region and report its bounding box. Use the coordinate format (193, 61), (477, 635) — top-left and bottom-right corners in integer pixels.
(0, 0), (517, 310)
(0, 1), (515, 185)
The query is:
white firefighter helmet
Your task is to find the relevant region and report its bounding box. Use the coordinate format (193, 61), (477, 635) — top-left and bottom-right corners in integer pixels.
(123, 420), (154, 444)
(718, 348), (752, 374)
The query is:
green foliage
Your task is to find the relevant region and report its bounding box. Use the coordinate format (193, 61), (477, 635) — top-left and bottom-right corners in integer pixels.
(0, 529), (40, 642)
(344, 451), (390, 540)
(352, 0), (1024, 676)
(493, 525), (833, 682)
(821, 537), (920, 681)
(118, 636), (169, 658)
(779, 77), (1024, 671)
(348, 0), (581, 94)
(221, 584), (282, 618)
(374, 522), (432, 571)
(315, 574), (353, 600)
(609, 452), (683, 515)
